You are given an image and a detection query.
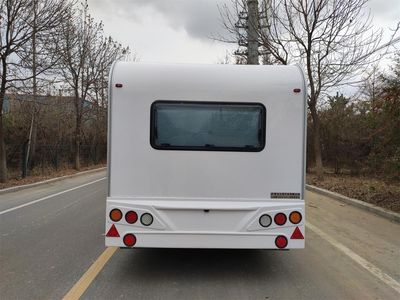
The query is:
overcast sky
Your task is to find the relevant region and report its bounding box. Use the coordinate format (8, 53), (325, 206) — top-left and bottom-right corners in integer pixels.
(87, 0), (400, 64)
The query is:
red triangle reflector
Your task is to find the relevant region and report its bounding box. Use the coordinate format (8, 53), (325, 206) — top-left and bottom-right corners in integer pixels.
(290, 226), (304, 239)
(106, 224), (120, 237)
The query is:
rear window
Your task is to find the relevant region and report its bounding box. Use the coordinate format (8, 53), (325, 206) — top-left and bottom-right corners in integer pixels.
(150, 101), (266, 152)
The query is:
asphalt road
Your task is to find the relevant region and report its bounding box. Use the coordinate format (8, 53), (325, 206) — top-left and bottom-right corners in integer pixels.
(1, 170), (399, 300)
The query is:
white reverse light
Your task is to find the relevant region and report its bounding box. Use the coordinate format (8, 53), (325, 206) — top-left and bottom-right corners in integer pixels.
(259, 214), (272, 227)
(140, 213), (153, 226)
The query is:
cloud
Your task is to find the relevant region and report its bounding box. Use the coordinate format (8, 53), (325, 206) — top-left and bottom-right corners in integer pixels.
(87, 0), (398, 64)
(368, 0), (400, 24)
(87, 0), (235, 63)
(91, 0), (399, 41)
(89, 0), (230, 40)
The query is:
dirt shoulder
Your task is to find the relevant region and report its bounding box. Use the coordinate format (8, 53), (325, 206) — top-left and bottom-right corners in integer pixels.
(307, 173), (400, 213)
(0, 164), (106, 190)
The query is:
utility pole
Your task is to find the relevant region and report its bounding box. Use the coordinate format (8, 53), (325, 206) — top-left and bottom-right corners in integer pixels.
(234, 0), (260, 64)
(246, 0), (259, 64)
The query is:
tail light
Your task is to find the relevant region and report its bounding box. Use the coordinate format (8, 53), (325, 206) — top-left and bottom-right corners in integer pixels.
(109, 209), (122, 222)
(123, 234), (137, 247)
(125, 211), (138, 224)
(275, 235), (288, 249)
(274, 213), (287, 226)
(289, 211), (302, 224)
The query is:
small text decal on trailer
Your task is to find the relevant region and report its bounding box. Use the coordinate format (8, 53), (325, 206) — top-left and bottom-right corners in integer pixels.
(271, 192), (301, 199)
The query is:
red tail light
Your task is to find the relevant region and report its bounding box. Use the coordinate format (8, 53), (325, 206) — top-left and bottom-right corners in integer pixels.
(125, 211), (138, 224)
(274, 213), (287, 226)
(123, 234), (137, 247)
(275, 235), (288, 249)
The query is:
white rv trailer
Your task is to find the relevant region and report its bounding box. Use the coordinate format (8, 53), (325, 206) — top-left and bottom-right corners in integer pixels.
(105, 62), (306, 249)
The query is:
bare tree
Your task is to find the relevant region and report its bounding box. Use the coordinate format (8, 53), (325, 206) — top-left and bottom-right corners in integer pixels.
(0, 0), (71, 182)
(220, 0), (399, 178)
(56, 1), (128, 170)
(89, 38), (131, 162)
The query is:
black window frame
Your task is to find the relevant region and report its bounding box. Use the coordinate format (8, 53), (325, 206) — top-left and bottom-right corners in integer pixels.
(150, 100), (266, 152)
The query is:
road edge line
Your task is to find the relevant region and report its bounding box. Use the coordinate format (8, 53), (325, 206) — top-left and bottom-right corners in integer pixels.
(0, 177), (106, 215)
(0, 167), (106, 195)
(306, 184), (400, 223)
(62, 247), (118, 300)
(306, 222), (400, 294)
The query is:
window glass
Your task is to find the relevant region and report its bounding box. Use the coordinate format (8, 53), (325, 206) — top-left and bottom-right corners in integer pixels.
(151, 101), (265, 151)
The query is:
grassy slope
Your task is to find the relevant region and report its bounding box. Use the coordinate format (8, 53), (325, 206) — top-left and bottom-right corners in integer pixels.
(307, 173), (400, 213)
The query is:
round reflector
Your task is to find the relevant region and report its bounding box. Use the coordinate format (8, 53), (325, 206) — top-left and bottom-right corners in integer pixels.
(109, 209), (122, 222)
(123, 234), (136, 247)
(274, 213), (287, 226)
(125, 211), (138, 224)
(275, 235), (288, 249)
(259, 214), (272, 227)
(140, 213), (153, 226)
(289, 211), (302, 224)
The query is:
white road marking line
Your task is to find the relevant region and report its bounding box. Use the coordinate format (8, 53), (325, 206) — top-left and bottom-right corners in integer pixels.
(306, 222), (400, 294)
(0, 177), (106, 215)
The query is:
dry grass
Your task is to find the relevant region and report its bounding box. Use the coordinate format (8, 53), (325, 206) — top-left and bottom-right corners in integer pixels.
(307, 172), (400, 213)
(0, 163), (106, 190)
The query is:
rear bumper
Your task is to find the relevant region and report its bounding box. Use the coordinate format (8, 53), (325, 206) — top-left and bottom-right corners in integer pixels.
(107, 230), (304, 249)
(105, 198), (305, 249)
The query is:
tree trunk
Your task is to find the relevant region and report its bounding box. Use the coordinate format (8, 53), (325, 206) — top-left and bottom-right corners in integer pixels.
(73, 82), (82, 170)
(75, 137), (80, 170)
(310, 104), (323, 179)
(29, 115), (37, 170)
(74, 106), (81, 171)
(24, 111), (34, 178)
(0, 112), (7, 183)
(29, 2), (38, 171)
(0, 59), (8, 183)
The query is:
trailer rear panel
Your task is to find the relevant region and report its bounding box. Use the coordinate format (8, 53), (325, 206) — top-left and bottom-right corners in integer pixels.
(105, 62), (306, 249)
